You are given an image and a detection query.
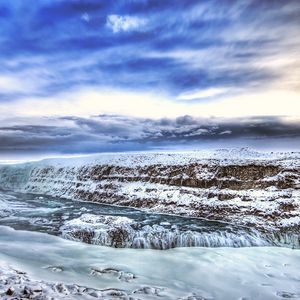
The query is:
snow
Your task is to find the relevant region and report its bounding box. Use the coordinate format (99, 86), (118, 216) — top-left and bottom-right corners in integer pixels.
(278, 216), (300, 228)
(0, 226), (300, 300)
(1, 148), (300, 168)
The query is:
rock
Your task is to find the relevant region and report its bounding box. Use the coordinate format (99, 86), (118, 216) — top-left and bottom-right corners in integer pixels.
(6, 287), (14, 296)
(276, 291), (300, 298)
(0, 264), (137, 299)
(133, 286), (164, 296)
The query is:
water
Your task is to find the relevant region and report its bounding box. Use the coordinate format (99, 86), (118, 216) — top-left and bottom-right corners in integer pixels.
(0, 189), (235, 234)
(0, 189), (272, 249)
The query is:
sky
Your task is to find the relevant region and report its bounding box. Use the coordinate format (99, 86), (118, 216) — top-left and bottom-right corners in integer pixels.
(0, 0), (300, 159)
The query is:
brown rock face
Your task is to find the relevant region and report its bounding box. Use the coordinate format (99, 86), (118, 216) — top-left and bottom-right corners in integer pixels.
(75, 163), (292, 190)
(69, 230), (95, 244)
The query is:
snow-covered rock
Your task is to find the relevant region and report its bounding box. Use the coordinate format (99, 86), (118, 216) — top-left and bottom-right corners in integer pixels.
(0, 149), (299, 234)
(0, 262), (137, 299)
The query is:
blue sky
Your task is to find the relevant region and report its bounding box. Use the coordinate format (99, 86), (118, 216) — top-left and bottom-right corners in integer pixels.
(0, 0), (300, 157)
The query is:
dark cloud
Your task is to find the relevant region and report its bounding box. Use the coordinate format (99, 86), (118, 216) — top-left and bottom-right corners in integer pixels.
(0, 115), (299, 156)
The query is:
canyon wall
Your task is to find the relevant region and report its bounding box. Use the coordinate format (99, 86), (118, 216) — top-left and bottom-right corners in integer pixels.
(0, 150), (299, 233)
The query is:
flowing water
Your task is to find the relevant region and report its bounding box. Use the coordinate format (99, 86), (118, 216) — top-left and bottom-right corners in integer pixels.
(0, 189), (274, 249)
(0, 189), (300, 299)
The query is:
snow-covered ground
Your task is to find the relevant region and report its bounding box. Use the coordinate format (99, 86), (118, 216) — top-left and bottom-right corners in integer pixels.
(1, 226), (300, 300)
(2, 148), (300, 168)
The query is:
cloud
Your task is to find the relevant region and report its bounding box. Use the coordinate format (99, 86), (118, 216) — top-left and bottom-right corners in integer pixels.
(219, 130), (232, 135)
(81, 13), (90, 22)
(106, 15), (146, 33)
(0, 75), (23, 93)
(177, 88), (227, 100)
(0, 114), (300, 157)
(0, 88), (299, 120)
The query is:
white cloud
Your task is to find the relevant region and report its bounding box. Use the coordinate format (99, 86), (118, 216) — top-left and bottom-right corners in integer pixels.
(219, 130), (232, 135)
(185, 128), (210, 136)
(0, 87), (300, 121)
(106, 15), (146, 33)
(0, 75), (28, 93)
(0, 70), (50, 95)
(177, 88), (227, 100)
(81, 13), (90, 22)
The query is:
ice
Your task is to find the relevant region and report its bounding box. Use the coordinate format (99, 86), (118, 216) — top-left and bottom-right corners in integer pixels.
(0, 226), (300, 299)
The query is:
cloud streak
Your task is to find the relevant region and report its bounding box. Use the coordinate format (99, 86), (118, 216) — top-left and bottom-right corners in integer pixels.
(106, 15), (147, 33)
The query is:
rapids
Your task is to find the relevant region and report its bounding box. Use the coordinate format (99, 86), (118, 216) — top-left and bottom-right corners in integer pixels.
(0, 189), (291, 249)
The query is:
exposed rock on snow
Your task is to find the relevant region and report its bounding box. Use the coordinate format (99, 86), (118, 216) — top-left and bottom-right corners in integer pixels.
(0, 263), (213, 299)
(0, 149), (300, 235)
(90, 267), (136, 282)
(0, 263), (134, 299)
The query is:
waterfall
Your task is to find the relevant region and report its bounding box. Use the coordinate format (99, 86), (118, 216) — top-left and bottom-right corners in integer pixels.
(60, 214), (271, 249)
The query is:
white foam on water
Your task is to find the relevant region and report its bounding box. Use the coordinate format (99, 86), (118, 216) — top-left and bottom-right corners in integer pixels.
(61, 214), (270, 249)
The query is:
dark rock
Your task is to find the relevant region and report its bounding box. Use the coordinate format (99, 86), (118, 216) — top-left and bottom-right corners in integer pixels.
(6, 287), (14, 296)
